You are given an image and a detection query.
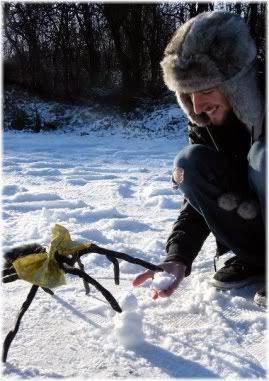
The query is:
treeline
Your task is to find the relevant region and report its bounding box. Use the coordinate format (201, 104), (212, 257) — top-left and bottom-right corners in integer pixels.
(3, 2), (266, 106)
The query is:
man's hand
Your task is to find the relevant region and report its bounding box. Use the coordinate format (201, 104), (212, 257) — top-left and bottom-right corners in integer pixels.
(133, 262), (186, 300)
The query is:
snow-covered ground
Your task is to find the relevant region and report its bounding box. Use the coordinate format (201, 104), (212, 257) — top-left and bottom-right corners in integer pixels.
(2, 102), (267, 379)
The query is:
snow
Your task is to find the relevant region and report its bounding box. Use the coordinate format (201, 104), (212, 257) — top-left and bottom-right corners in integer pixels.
(2, 102), (267, 379)
(113, 293), (144, 348)
(151, 271), (177, 291)
(113, 310), (145, 349)
(119, 293), (138, 311)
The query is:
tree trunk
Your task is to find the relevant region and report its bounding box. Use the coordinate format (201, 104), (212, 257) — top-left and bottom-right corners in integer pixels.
(196, 3), (209, 15)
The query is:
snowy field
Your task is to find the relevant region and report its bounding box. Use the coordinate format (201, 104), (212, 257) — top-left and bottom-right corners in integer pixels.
(2, 109), (267, 379)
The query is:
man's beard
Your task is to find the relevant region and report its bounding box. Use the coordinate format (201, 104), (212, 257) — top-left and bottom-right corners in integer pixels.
(213, 110), (240, 128)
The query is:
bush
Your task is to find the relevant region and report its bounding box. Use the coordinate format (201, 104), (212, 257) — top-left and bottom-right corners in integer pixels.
(10, 108), (32, 131)
(33, 110), (42, 133)
(43, 121), (60, 131)
(7, 100), (60, 132)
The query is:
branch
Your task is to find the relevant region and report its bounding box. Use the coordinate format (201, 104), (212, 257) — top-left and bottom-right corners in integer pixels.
(91, 245), (163, 273)
(106, 256), (120, 285)
(71, 244), (163, 273)
(42, 287), (54, 296)
(2, 274), (19, 283)
(2, 285), (39, 362)
(2, 267), (17, 277)
(77, 257), (90, 295)
(55, 253), (122, 313)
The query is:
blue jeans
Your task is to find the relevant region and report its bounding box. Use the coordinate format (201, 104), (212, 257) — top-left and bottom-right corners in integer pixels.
(173, 139), (265, 272)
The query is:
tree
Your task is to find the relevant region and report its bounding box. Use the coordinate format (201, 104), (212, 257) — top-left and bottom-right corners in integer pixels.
(4, 3), (45, 92)
(103, 3), (144, 102)
(3, 2), (266, 104)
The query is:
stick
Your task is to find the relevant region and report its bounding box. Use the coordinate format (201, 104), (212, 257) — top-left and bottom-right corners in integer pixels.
(70, 245), (163, 273)
(2, 274), (19, 283)
(106, 256), (120, 285)
(77, 258), (90, 295)
(92, 245), (163, 272)
(42, 287), (54, 296)
(2, 267), (17, 277)
(55, 255), (122, 313)
(2, 285), (39, 362)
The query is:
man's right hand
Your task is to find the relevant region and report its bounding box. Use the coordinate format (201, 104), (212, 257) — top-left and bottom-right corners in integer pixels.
(132, 262), (186, 300)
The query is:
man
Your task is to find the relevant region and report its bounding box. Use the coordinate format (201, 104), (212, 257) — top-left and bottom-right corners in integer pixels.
(133, 11), (266, 307)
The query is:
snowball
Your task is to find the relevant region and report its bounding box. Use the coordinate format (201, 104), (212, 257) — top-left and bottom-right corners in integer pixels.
(114, 311), (144, 348)
(119, 293), (138, 312)
(151, 271), (176, 291)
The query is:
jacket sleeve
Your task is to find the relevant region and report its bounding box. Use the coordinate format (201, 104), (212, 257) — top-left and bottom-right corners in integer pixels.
(163, 123), (211, 276)
(164, 199), (210, 276)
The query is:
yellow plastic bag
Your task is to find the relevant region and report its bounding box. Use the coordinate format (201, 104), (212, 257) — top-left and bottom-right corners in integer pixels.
(13, 224), (93, 288)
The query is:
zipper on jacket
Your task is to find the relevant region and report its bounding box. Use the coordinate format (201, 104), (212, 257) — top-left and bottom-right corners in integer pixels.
(206, 126), (220, 152)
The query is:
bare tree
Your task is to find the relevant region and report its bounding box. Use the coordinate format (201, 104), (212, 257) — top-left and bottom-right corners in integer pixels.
(102, 3), (144, 101)
(3, 2), (266, 104)
(4, 3), (45, 92)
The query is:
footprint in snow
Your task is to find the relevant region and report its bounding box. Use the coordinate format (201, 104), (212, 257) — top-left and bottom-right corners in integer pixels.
(78, 229), (112, 245)
(29, 161), (73, 169)
(4, 199), (87, 212)
(7, 192), (61, 202)
(143, 186), (175, 198)
(144, 196), (181, 210)
(23, 168), (62, 176)
(2, 185), (28, 196)
(117, 183), (134, 198)
(64, 174), (119, 183)
(66, 179), (88, 186)
(106, 219), (151, 233)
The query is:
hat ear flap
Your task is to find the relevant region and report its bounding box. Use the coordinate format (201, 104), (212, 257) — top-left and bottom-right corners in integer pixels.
(176, 93), (210, 126)
(220, 65), (264, 140)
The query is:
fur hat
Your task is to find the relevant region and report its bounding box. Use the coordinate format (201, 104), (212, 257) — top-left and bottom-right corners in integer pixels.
(161, 11), (264, 140)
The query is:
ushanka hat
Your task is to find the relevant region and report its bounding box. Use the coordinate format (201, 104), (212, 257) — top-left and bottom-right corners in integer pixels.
(161, 11), (264, 140)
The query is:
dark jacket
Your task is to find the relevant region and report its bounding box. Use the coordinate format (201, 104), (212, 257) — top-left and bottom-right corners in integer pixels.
(164, 119), (253, 276)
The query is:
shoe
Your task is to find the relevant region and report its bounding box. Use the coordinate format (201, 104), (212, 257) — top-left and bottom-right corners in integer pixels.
(211, 256), (261, 289)
(254, 287), (266, 307)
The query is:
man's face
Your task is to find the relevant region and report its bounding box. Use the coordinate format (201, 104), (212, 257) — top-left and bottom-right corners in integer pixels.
(191, 88), (232, 126)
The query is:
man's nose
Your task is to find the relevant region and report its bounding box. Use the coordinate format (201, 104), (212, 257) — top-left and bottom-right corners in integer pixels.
(191, 93), (204, 115)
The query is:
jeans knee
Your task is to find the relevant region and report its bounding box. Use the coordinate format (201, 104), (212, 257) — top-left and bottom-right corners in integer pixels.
(248, 139), (266, 194)
(174, 144), (213, 170)
(248, 139), (266, 173)
(172, 144), (215, 188)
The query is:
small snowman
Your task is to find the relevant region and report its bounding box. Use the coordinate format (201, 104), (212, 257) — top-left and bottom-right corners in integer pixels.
(113, 293), (144, 348)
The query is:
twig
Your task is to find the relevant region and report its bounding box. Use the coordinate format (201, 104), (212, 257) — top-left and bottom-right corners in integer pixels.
(2, 267), (17, 277)
(106, 256), (120, 285)
(55, 254), (122, 313)
(2, 240), (162, 363)
(69, 244), (163, 273)
(2, 274), (19, 283)
(42, 287), (54, 296)
(92, 245), (163, 272)
(77, 257), (90, 295)
(2, 285), (39, 362)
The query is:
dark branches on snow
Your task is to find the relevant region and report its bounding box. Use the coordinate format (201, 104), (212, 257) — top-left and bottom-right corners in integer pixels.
(2, 242), (162, 363)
